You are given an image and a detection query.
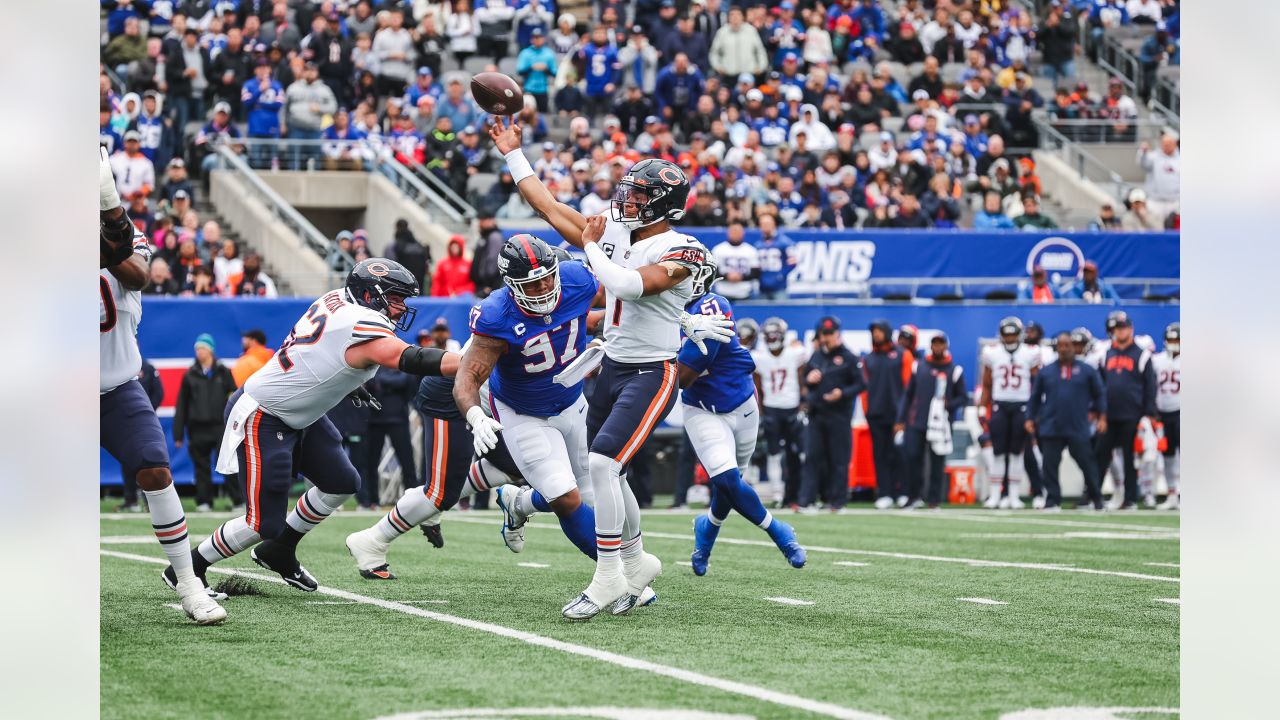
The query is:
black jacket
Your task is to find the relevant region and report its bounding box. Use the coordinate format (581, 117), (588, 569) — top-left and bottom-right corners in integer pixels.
(1100, 342), (1157, 421)
(804, 345), (864, 417)
(1028, 360), (1106, 438)
(897, 354), (968, 429)
(860, 344), (910, 421)
(367, 367), (416, 425)
(173, 360), (237, 440)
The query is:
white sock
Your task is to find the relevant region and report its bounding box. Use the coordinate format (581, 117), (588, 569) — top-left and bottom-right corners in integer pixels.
(373, 485), (440, 543)
(990, 453), (1006, 495)
(1165, 453), (1180, 493)
(515, 486), (541, 518)
(588, 452), (625, 577)
(707, 510), (723, 527)
(197, 515), (261, 565)
(465, 458), (514, 499)
(144, 486), (195, 582)
(1007, 453), (1025, 498)
(982, 446), (996, 474)
(757, 510), (774, 530)
(620, 478), (642, 541)
(285, 489), (349, 535)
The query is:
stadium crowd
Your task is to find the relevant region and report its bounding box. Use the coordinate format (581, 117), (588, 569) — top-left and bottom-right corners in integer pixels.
(101, 0), (1181, 253)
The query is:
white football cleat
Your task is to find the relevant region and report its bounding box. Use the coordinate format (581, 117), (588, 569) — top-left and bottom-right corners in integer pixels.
(610, 552), (663, 616)
(177, 577), (227, 625)
(345, 528), (390, 572)
(1031, 493), (1046, 510)
(874, 496), (894, 510)
(894, 495), (909, 508)
(984, 492), (1003, 509)
(1143, 493), (1157, 509)
(1005, 495), (1025, 510)
(495, 485), (527, 553)
(1158, 493), (1180, 510)
(563, 572), (628, 622)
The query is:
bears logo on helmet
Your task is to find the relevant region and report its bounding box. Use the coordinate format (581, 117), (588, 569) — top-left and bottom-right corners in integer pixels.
(611, 158), (691, 230)
(346, 258), (420, 331)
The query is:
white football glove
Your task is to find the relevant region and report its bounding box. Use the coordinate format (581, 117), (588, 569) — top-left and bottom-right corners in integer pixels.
(99, 146), (121, 211)
(679, 311), (736, 355)
(465, 405), (503, 457)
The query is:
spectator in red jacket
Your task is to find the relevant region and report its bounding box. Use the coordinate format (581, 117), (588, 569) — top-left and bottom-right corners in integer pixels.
(430, 235), (475, 297)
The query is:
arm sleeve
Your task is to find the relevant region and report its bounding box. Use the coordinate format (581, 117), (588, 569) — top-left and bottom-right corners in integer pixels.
(583, 241), (644, 300)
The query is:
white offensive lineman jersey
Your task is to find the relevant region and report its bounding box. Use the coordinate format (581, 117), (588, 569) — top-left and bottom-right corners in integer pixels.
(245, 289), (397, 428)
(100, 233), (152, 393)
(1151, 351), (1181, 412)
(596, 218), (700, 363)
(752, 344), (807, 409)
(981, 343), (1041, 403)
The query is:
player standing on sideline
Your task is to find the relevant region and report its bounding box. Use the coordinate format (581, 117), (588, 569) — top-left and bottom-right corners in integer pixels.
(99, 149), (226, 625)
(980, 317), (1042, 509)
(1022, 320), (1053, 508)
(1151, 322), (1181, 510)
(752, 318), (807, 507)
(682, 268), (806, 575)
(175, 260), (460, 591)
(488, 115), (735, 620)
(344, 375), (522, 579)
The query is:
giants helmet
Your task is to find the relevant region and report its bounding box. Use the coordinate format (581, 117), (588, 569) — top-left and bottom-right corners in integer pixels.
(762, 317), (788, 351)
(998, 316), (1023, 350)
(499, 234), (562, 315)
(611, 158), (691, 230)
(346, 258), (420, 331)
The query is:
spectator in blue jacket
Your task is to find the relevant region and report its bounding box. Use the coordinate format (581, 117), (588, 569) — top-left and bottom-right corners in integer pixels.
(755, 215), (796, 299)
(654, 53), (705, 125)
(1027, 332), (1106, 510)
(862, 319), (912, 509)
(516, 29), (557, 112)
(241, 58), (284, 167)
(895, 334), (968, 509)
(1059, 260), (1121, 303)
(973, 191), (1016, 229)
(1092, 312), (1157, 509)
(1138, 24), (1179, 103)
(851, 0), (887, 43)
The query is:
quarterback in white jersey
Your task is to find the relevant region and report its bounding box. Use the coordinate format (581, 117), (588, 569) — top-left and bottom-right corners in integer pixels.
(98, 147), (225, 625)
(980, 317), (1042, 508)
(180, 259), (460, 594)
(490, 115), (734, 620)
(752, 318), (807, 505)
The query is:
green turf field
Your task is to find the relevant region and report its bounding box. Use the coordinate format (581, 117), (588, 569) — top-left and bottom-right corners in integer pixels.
(100, 503), (1179, 720)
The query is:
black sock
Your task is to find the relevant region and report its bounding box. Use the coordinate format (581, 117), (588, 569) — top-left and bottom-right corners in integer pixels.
(275, 526), (306, 549)
(191, 550), (210, 577)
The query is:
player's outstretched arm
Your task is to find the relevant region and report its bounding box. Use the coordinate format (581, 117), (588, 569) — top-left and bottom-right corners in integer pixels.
(579, 214), (691, 298)
(489, 115), (588, 246)
(453, 334), (507, 455)
(346, 337), (460, 376)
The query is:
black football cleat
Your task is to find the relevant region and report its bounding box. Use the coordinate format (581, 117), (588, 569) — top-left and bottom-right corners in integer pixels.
(162, 565), (229, 601)
(359, 564), (397, 580)
(251, 541), (319, 592)
(421, 523), (444, 549)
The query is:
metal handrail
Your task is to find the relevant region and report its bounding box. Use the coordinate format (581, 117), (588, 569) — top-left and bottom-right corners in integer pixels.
(397, 157), (477, 221)
(374, 152), (474, 224)
(214, 145), (354, 276)
(1033, 119), (1132, 202)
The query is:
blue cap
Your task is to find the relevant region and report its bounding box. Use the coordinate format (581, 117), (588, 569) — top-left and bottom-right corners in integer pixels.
(531, 27), (545, 36)
(766, 162), (781, 173)
(780, 1), (795, 10)
(417, 66), (432, 76)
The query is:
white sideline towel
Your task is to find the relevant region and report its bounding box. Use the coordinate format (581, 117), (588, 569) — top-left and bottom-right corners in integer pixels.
(925, 379), (953, 456)
(553, 340), (606, 387)
(216, 392), (261, 474)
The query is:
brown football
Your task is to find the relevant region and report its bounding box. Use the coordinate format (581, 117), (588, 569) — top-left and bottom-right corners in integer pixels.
(470, 72), (524, 116)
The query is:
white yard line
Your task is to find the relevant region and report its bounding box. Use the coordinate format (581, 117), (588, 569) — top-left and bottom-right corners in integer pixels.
(833, 561), (870, 567)
(1145, 562), (1181, 569)
(959, 531), (1178, 541)
(1154, 598), (1181, 605)
(957, 598), (1008, 606)
(445, 517), (1179, 584)
(307, 600), (449, 605)
(101, 550), (892, 720)
(517, 562), (550, 569)
(764, 597), (815, 606)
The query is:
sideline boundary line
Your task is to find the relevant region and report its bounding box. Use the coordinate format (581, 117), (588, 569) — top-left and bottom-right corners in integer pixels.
(100, 550), (892, 720)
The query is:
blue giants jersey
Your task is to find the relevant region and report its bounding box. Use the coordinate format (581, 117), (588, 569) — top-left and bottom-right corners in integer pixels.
(756, 237), (795, 294)
(677, 293), (757, 412)
(469, 260), (599, 416)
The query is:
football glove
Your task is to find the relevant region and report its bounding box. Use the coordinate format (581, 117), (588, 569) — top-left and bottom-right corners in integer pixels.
(679, 311), (736, 355)
(466, 405), (503, 457)
(100, 146), (121, 211)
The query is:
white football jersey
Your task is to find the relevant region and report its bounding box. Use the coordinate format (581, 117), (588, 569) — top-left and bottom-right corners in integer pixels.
(752, 344), (807, 409)
(596, 218), (699, 364)
(245, 288), (397, 428)
(981, 343), (1041, 403)
(711, 240), (759, 301)
(1032, 343), (1057, 368)
(1151, 350), (1181, 412)
(100, 234), (152, 393)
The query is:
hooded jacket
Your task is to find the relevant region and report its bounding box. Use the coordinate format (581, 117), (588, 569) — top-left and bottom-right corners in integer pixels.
(431, 236), (475, 297)
(709, 22), (769, 76)
(897, 352), (968, 430)
(860, 320), (912, 421)
(285, 78), (338, 132)
(788, 104), (836, 152)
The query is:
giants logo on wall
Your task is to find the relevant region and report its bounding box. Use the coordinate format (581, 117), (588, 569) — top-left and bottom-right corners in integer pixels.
(1026, 237), (1085, 284)
(789, 240), (876, 294)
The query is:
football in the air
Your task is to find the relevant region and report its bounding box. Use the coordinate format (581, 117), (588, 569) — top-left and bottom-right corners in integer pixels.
(470, 72), (524, 116)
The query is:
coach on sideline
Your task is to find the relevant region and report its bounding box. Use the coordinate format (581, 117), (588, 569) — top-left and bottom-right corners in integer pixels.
(1026, 331), (1106, 511)
(798, 316), (864, 511)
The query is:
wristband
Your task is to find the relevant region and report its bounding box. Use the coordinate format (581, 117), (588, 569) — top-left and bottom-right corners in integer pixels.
(399, 345), (447, 376)
(504, 148), (535, 184)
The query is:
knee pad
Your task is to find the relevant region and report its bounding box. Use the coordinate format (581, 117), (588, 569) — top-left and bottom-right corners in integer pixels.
(588, 452), (620, 482)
